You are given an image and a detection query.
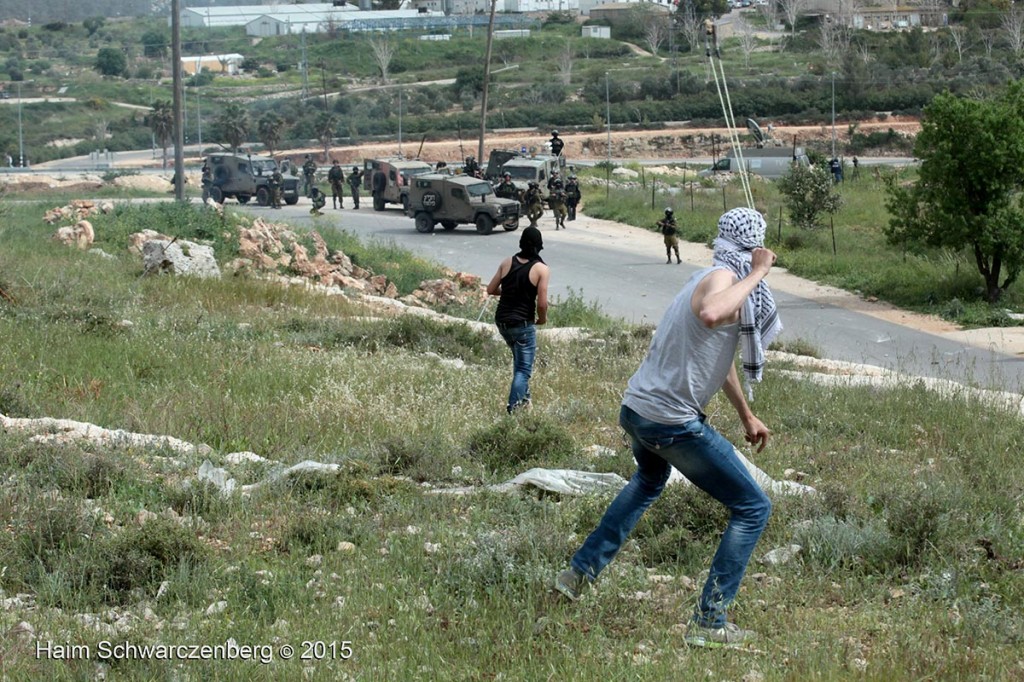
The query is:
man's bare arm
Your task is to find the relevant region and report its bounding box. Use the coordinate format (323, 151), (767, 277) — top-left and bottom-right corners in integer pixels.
(533, 263), (550, 325)
(486, 257), (512, 296)
(722, 363), (770, 453)
(694, 248), (777, 328)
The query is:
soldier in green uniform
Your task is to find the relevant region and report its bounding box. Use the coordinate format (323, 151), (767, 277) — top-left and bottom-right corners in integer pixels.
(524, 181), (544, 227)
(309, 186), (327, 216)
(201, 160), (212, 202)
(565, 174), (581, 221)
(328, 159), (345, 209)
(658, 207), (681, 264)
(347, 166), (364, 209)
(269, 168), (283, 209)
(549, 187), (568, 230)
(495, 172), (518, 201)
(302, 154), (318, 197)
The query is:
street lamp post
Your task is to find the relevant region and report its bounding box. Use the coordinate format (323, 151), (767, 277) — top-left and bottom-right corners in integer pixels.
(831, 71), (836, 159)
(605, 72), (611, 198)
(16, 81), (24, 167)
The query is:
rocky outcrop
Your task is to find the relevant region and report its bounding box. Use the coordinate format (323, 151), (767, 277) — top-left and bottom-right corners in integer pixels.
(142, 239), (221, 279)
(52, 219), (95, 249)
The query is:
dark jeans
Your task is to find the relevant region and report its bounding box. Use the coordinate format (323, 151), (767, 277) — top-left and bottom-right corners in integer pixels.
(571, 405), (771, 627)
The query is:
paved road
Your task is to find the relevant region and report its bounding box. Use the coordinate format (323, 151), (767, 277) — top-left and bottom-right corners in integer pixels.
(238, 201), (1024, 394)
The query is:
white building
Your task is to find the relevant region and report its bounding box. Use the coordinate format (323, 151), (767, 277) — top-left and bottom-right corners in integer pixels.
(245, 9), (445, 36)
(579, 0), (672, 17)
(180, 53), (245, 75)
(581, 25), (610, 38)
(502, 0), (579, 11)
(179, 4), (356, 29)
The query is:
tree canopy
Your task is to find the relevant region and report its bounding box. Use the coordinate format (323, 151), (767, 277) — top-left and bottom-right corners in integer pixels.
(94, 47), (127, 77)
(884, 82), (1024, 303)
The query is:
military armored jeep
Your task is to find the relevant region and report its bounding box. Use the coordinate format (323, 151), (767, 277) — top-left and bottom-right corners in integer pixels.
(406, 175), (519, 235)
(500, 153), (567, 199)
(205, 153), (300, 206)
(363, 157), (435, 212)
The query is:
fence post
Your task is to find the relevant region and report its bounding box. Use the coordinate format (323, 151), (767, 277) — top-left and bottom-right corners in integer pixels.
(651, 178), (656, 209)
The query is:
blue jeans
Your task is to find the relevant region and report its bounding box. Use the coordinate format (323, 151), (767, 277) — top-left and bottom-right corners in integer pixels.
(570, 405), (771, 628)
(498, 323), (536, 413)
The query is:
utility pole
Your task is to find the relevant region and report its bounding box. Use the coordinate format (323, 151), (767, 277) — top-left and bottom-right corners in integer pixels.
(319, 59), (328, 111)
(301, 29), (309, 99)
(477, 0), (498, 163)
(398, 88), (403, 156)
(172, 0), (185, 201)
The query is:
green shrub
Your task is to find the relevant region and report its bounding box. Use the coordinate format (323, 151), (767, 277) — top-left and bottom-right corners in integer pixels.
(467, 413), (577, 474)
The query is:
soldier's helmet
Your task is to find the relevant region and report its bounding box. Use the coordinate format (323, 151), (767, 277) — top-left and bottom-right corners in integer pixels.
(352, 166), (359, 171)
(552, 130), (559, 137)
(503, 172), (511, 179)
(305, 154), (311, 159)
(665, 207), (674, 216)
(333, 159), (339, 164)
(569, 174), (577, 179)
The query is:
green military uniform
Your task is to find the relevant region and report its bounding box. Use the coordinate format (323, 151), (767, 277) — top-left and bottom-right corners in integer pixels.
(201, 161), (212, 202)
(565, 175), (581, 221)
(269, 170), (283, 209)
(524, 182), (544, 227)
(659, 209), (680, 264)
(495, 174), (518, 201)
(347, 166), (364, 209)
(327, 161), (345, 209)
(549, 188), (568, 230)
(309, 187), (327, 216)
(302, 155), (317, 197)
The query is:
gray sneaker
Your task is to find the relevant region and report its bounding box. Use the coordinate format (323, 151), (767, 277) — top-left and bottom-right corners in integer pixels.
(553, 568), (588, 601)
(683, 621), (757, 649)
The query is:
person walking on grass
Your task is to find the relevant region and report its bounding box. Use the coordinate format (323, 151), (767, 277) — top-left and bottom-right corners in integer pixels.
(486, 226), (550, 414)
(554, 206), (782, 650)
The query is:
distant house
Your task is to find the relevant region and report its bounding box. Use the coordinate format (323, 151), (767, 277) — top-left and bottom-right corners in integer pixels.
(849, 6), (947, 30)
(586, 1), (672, 22)
(179, 4), (351, 29)
(582, 25), (611, 38)
(181, 54), (246, 76)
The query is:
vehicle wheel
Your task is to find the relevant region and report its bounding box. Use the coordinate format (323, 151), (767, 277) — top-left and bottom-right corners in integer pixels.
(415, 212), (435, 233)
(503, 218), (520, 232)
(284, 196), (299, 206)
(440, 220), (457, 231)
(236, 194), (250, 205)
(373, 193), (386, 211)
(475, 214), (494, 235)
(210, 186), (224, 204)
(256, 187), (270, 206)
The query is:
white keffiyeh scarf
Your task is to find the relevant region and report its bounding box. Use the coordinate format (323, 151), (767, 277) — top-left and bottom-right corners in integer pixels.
(711, 207), (783, 399)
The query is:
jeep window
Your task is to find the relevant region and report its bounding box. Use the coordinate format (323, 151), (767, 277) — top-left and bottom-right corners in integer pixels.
(400, 168), (433, 184)
(467, 182), (494, 198)
(451, 188), (466, 201)
(415, 179), (433, 188)
(503, 166), (535, 181)
(389, 169), (397, 183)
(539, 170), (546, 181)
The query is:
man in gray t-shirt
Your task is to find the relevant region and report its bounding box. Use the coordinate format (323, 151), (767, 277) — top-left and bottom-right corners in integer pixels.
(554, 207), (780, 650)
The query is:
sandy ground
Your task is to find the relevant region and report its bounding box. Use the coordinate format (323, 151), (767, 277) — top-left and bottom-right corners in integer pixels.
(291, 119), (923, 166)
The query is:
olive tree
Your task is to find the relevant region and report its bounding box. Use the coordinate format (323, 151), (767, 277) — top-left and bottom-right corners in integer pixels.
(777, 163), (843, 230)
(884, 84), (1024, 303)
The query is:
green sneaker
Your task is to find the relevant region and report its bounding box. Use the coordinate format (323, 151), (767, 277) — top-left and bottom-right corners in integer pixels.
(683, 621), (757, 649)
(553, 568), (588, 601)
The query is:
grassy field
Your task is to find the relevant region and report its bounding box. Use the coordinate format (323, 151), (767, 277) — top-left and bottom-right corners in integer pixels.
(1, 202), (1023, 680)
(579, 164), (1024, 327)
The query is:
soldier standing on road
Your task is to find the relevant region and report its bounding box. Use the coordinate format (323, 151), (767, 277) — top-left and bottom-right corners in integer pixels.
(524, 181), (544, 228)
(302, 154), (318, 197)
(269, 168), (283, 209)
(495, 172), (519, 200)
(549, 130), (564, 157)
(565, 174), (581, 221)
(309, 186), (327, 216)
(547, 170), (562, 193)
(659, 207), (681, 264)
(347, 166), (364, 209)
(201, 160), (212, 202)
(549, 186), (568, 230)
(328, 159), (345, 209)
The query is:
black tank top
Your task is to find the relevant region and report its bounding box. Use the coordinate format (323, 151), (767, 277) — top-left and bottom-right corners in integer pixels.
(495, 257), (539, 325)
